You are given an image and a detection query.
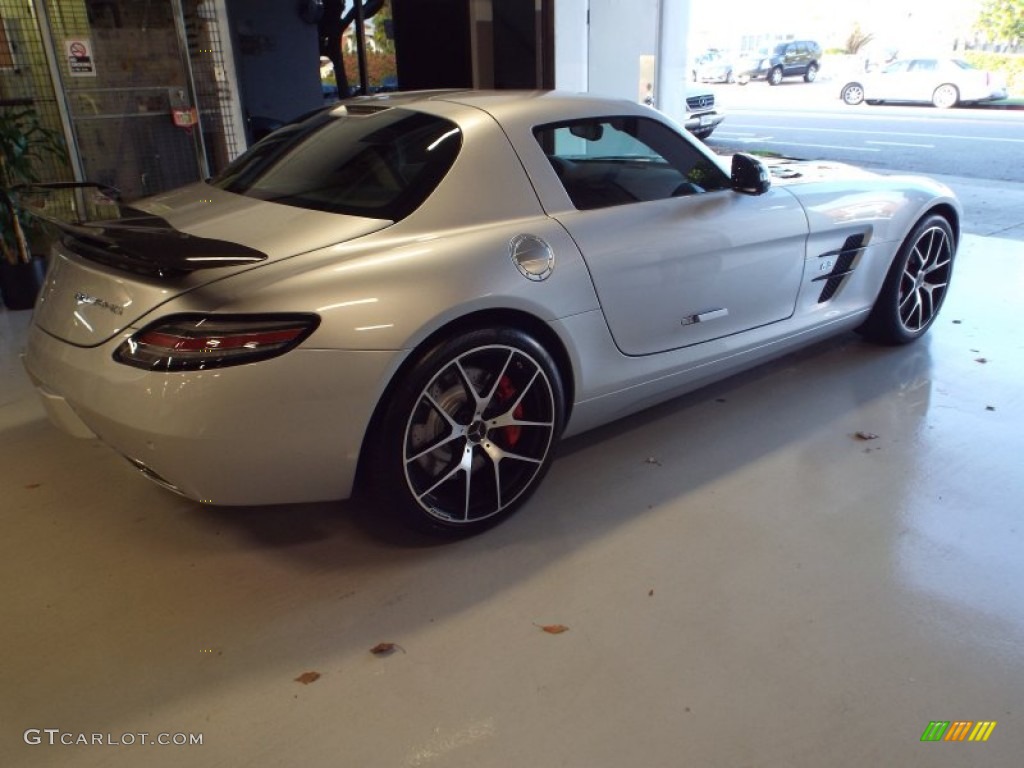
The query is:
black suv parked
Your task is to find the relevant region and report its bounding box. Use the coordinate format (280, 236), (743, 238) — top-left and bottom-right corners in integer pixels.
(738, 40), (822, 85)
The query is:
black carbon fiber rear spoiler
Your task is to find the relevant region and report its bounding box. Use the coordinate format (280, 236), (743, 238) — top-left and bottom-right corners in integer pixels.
(19, 182), (267, 277)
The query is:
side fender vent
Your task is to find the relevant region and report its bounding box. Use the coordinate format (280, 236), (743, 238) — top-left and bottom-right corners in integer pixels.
(815, 233), (867, 303)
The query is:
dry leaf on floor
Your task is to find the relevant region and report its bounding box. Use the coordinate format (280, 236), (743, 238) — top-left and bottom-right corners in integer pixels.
(538, 624), (570, 634)
(975, 357), (988, 364)
(854, 431), (879, 441)
(294, 671), (320, 685)
(644, 456), (662, 466)
(24, 483), (41, 489)
(370, 642), (404, 656)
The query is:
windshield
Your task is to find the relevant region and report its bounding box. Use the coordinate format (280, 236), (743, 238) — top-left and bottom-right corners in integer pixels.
(211, 108), (462, 221)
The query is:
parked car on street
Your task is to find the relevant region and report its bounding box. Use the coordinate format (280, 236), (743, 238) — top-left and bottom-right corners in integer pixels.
(23, 90), (959, 536)
(690, 48), (724, 82)
(840, 57), (1009, 108)
(737, 40), (822, 85)
(695, 50), (737, 84)
(682, 84), (724, 139)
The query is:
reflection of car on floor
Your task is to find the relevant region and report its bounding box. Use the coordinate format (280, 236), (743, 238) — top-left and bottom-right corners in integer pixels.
(24, 90), (961, 536)
(840, 57), (1009, 108)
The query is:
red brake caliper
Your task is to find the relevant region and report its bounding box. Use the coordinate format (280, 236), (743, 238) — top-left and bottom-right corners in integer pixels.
(497, 375), (524, 447)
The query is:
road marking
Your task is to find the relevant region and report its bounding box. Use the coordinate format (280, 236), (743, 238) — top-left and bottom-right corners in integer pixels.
(726, 122), (1024, 144)
(866, 140), (935, 148)
(765, 141), (881, 152)
(717, 134), (776, 143)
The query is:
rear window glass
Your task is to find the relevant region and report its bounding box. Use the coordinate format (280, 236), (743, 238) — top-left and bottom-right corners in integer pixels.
(211, 108), (461, 221)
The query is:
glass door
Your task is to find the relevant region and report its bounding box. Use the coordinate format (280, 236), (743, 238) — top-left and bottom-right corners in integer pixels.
(42, 0), (205, 200)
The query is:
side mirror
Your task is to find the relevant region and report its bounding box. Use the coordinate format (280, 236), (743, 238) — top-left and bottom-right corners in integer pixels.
(731, 153), (771, 195)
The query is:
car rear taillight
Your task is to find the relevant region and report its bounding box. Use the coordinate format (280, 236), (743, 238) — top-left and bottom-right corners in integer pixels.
(114, 314), (320, 371)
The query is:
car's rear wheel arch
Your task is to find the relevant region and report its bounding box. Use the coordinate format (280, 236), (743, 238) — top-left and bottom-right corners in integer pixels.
(354, 308), (575, 494)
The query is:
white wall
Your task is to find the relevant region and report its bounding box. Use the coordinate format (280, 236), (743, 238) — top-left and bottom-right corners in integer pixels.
(554, 0), (589, 92)
(655, 0), (691, 128)
(553, 0), (692, 126)
(587, 0), (659, 102)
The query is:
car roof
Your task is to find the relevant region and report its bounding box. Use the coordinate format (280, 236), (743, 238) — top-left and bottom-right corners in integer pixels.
(336, 89), (652, 127)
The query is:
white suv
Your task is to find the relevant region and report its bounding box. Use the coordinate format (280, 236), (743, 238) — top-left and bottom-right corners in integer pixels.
(683, 86), (724, 140)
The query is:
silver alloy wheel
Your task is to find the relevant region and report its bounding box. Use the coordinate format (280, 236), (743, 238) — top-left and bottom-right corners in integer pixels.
(768, 67), (783, 85)
(402, 344), (557, 525)
(805, 63), (818, 82)
(932, 83), (959, 109)
(897, 224), (953, 333)
(842, 83), (865, 105)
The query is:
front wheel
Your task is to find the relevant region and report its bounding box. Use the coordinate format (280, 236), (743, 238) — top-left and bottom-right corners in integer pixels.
(932, 83), (959, 109)
(369, 328), (565, 535)
(804, 63), (819, 82)
(768, 66), (784, 85)
(858, 215), (955, 345)
(841, 83), (865, 105)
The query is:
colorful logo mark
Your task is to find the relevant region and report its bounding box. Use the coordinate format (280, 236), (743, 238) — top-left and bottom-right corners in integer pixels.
(921, 721), (997, 742)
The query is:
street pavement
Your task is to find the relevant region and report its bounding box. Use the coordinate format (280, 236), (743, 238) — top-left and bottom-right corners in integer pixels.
(705, 78), (1024, 241)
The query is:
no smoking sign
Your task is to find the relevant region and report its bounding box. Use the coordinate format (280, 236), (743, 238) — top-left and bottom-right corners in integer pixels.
(65, 38), (96, 77)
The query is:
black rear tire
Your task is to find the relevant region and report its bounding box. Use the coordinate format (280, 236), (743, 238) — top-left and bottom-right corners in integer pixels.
(368, 327), (565, 536)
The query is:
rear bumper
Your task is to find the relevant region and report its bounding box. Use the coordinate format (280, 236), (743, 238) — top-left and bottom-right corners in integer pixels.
(23, 324), (400, 505)
(979, 88), (1009, 102)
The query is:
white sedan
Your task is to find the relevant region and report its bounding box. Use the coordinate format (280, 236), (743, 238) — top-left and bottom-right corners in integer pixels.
(841, 57), (1008, 108)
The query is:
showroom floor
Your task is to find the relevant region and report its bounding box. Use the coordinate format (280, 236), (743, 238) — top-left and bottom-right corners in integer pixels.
(2, 232), (1022, 767)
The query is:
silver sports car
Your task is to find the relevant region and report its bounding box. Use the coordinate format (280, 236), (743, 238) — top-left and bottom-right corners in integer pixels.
(23, 90), (959, 535)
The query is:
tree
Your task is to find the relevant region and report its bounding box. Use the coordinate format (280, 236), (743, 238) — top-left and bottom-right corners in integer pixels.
(974, 0), (1024, 50)
(319, 0), (388, 96)
(843, 24), (874, 55)
(372, 0), (395, 56)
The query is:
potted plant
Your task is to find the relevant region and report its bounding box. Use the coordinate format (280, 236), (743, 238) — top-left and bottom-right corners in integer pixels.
(0, 102), (67, 310)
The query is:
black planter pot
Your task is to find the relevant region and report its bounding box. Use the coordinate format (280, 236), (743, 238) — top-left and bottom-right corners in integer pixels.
(0, 256), (46, 311)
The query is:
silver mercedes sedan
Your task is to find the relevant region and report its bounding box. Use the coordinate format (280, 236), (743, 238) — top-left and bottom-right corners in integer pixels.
(23, 90), (959, 535)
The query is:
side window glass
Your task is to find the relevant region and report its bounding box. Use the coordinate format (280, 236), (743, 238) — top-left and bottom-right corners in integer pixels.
(533, 117), (730, 211)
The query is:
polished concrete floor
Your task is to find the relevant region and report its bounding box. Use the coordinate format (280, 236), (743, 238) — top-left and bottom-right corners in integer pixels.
(2, 232), (1022, 767)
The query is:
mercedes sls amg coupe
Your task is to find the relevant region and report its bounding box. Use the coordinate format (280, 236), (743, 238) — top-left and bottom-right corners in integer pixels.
(23, 90), (960, 535)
